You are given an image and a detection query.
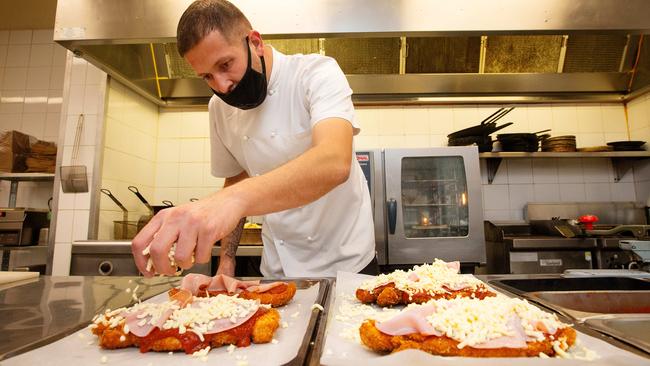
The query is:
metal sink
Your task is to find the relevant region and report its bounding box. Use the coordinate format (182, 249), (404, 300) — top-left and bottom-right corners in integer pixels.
(491, 276), (650, 294)
(586, 315), (650, 355)
(489, 276), (650, 355)
(526, 291), (650, 318)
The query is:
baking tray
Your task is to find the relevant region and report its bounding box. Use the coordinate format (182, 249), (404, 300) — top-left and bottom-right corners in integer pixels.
(2, 278), (330, 366)
(319, 271), (650, 366)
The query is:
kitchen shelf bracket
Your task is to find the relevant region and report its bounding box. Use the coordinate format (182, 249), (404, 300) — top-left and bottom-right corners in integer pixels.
(611, 157), (637, 183)
(485, 157), (503, 184)
(479, 152), (650, 184)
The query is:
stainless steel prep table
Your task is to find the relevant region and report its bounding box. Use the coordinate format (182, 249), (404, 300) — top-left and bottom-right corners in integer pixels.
(0, 275), (332, 365)
(0, 276), (179, 360)
(71, 240), (263, 275)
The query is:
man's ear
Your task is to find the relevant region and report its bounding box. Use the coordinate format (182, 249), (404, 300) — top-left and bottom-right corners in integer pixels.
(249, 30), (264, 56)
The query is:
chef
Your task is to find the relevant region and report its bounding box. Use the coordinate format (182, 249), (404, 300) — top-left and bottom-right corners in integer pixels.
(131, 0), (378, 278)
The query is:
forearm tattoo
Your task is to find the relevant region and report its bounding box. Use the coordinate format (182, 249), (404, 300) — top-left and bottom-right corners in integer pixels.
(223, 217), (246, 259)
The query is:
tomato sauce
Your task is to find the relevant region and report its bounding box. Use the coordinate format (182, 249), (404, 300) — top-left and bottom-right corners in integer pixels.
(137, 308), (269, 354)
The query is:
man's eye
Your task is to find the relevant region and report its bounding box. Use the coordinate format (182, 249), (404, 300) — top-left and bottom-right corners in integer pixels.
(221, 62), (230, 70)
(202, 74), (212, 81)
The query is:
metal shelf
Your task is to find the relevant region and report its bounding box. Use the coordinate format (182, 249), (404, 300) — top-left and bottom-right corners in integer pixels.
(403, 179), (457, 183)
(0, 173), (55, 182)
(404, 203), (456, 207)
(0, 173), (55, 207)
(479, 151), (650, 184)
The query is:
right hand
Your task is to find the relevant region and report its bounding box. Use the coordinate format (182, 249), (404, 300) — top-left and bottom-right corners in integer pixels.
(131, 190), (247, 277)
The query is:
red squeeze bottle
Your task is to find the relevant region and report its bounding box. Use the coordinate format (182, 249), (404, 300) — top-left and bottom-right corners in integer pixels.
(579, 215), (598, 230)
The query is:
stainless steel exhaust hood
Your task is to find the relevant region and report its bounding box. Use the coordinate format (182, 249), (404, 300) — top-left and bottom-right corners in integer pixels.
(54, 0), (650, 106)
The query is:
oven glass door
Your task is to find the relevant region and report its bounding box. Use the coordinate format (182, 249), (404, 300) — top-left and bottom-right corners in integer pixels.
(401, 156), (469, 238)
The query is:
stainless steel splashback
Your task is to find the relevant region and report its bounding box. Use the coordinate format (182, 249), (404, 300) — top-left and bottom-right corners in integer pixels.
(53, 0), (650, 106)
(526, 202), (647, 225)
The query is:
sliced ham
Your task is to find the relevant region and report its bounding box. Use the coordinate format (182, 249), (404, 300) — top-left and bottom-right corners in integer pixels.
(246, 282), (285, 293)
(376, 304), (442, 336)
(179, 273), (285, 295)
(376, 300), (534, 349)
(472, 315), (527, 349)
(124, 306), (175, 338)
(446, 261), (461, 272)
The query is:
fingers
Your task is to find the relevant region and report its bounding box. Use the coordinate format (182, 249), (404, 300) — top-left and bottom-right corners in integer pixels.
(196, 224), (219, 264)
(131, 215), (163, 277)
(147, 221), (179, 275)
(175, 229), (198, 269)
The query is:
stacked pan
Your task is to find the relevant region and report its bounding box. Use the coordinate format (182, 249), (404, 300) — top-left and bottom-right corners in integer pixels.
(447, 107), (514, 152)
(541, 135), (577, 152)
(496, 129), (551, 152)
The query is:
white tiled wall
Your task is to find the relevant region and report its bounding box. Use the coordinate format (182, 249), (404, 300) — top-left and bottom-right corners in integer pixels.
(628, 92), (650, 206)
(98, 80), (158, 240)
(153, 103), (635, 222)
(52, 53), (107, 275)
(354, 104), (629, 150)
(359, 103), (633, 221)
(155, 109), (222, 203)
(0, 29), (66, 208)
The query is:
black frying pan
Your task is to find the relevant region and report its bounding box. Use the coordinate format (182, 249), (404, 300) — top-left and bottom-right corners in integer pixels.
(447, 107), (515, 138)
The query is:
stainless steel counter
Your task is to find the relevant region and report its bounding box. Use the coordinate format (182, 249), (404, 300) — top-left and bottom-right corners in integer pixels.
(71, 241), (264, 276)
(0, 276), (179, 360)
(2, 274), (649, 363)
(72, 241), (264, 256)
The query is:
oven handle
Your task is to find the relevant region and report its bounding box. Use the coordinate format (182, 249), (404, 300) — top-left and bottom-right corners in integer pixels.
(387, 198), (397, 235)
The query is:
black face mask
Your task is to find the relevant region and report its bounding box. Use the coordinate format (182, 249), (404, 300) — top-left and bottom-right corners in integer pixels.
(212, 37), (267, 110)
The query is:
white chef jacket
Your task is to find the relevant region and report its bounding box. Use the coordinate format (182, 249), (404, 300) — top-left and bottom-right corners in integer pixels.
(208, 47), (375, 277)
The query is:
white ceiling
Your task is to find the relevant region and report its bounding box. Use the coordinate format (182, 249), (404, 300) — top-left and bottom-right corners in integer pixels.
(0, 0), (57, 30)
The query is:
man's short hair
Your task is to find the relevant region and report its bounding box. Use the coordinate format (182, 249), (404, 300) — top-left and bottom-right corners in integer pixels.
(177, 0), (252, 57)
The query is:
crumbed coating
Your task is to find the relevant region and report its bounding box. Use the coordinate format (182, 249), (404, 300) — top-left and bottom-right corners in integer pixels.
(251, 305), (281, 343)
(240, 282), (297, 308)
(359, 319), (577, 358)
(356, 282), (496, 307)
(92, 308), (280, 353)
(168, 282), (297, 308)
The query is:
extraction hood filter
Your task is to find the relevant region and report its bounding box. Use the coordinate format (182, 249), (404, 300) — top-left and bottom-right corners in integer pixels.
(563, 34), (629, 73)
(324, 37), (401, 74)
(406, 37), (481, 74)
(54, 0), (650, 106)
(484, 35), (564, 73)
(164, 43), (199, 80)
(265, 39), (320, 56)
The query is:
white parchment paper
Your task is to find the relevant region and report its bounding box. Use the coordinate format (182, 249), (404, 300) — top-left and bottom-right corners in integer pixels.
(4, 282), (321, 366)
(320, 271), (650, 366)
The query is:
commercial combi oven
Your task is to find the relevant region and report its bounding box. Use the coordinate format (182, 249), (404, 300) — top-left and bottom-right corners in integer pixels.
(356, 147), (485, 267)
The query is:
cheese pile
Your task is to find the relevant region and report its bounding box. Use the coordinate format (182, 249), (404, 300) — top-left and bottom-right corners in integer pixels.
(93, 294), (261, 341)
(419, 296), (566, 349)
(358, 259), (485, 296)
(142, 242), (194, 276)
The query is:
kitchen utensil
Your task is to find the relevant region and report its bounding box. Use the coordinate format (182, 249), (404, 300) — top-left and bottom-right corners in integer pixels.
(128, 185), (153, 212)
(606, 140), (647, 151)
(60, 114), (88, 193)
(128, 186), (174, 232)
(541, 135), (577, 152)
(529, 219), (582, 238)
(497, 129), (552, 152)
(447, 135), (494, 152)
(579, 215), (599, 230)
(577, 146), (613, 152)
(447, 107), (514, 139)
(100, 188), (138, 240)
